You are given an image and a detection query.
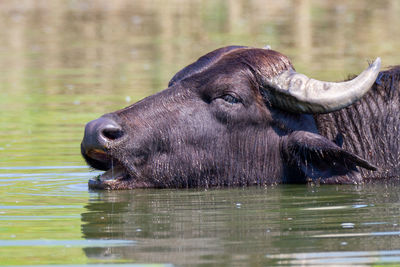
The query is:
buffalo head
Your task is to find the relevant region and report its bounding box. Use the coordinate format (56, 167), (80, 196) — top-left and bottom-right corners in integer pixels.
(81, 46), (380, 189)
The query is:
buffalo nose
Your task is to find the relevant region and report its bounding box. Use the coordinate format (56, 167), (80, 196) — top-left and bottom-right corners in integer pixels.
(100, 122), (124, 141)
(82, 117), (124, 151)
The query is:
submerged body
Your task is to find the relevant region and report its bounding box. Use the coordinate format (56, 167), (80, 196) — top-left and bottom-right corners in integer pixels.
(80, 46), (398, 189)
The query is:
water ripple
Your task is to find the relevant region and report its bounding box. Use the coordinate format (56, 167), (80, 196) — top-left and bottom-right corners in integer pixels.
(0, 239), (135, 247)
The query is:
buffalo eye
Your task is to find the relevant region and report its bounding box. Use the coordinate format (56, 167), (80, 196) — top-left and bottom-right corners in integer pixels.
(220, 94), (241, 104)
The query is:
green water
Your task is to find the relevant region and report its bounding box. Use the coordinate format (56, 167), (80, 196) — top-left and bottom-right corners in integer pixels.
(1, 0), (400, 266)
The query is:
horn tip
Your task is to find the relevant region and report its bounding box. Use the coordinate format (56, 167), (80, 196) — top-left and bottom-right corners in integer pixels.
(371, 57), (381, 71)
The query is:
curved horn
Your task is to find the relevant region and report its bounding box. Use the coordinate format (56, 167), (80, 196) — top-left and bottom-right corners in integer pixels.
(264, 58), (381, 113)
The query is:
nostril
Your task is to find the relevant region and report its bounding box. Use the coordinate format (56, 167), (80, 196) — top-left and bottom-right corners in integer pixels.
(83, 117), (123, 148)
(101, 125), (124, 141)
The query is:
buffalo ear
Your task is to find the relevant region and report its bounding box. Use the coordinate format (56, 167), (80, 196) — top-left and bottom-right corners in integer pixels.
(282, 131), (376, 184)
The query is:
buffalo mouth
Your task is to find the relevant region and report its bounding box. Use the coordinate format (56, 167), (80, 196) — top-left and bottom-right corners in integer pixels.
(88, 163), (131, 190)
(82, 146), (133, 190)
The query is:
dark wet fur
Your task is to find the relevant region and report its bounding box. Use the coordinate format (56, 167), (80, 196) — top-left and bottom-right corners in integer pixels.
(315, 66), (400, 181)
(82, 46), (398, 189)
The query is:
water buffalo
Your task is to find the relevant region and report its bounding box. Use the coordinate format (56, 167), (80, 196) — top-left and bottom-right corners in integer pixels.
(81, 45), (398, 190)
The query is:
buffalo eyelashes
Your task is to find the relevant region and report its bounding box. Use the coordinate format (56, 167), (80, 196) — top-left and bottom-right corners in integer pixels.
(220, 94), (241, 104)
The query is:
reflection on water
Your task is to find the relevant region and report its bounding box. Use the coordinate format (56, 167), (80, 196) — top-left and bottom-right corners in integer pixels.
(2, 166), (400, 265)
(1, 0), (400, 265)
(81, 185), (400, 266)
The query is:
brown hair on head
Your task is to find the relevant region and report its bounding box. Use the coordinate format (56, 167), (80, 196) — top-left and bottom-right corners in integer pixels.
(224, 48), (294, 81)
(168, 46), (294, 88)
(168, 45), (247, 87)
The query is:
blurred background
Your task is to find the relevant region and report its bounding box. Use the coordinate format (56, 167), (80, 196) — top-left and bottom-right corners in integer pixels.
(1, 0), (400, 167)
